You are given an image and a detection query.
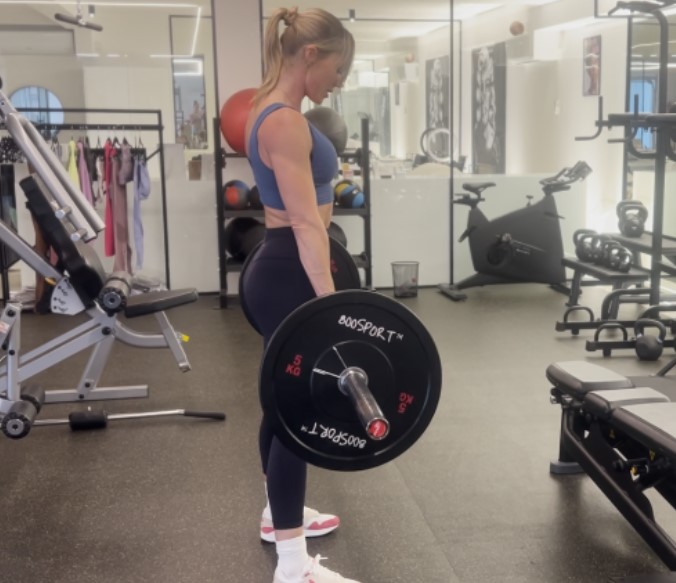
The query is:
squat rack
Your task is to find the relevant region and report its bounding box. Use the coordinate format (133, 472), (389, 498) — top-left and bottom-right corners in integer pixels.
(0, 101), (172, 287)
(580, 0), (676, 307)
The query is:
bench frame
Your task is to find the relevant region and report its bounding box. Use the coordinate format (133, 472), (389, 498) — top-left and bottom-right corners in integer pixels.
(550, 363), (676, 569)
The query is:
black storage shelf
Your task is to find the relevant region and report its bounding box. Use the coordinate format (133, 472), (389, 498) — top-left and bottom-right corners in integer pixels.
(214, 116), (373, 308)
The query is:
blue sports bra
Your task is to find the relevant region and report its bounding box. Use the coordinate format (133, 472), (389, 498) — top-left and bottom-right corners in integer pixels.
(247, 103), (337, 210)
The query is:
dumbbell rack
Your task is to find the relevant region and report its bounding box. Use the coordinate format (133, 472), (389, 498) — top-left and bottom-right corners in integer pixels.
(213, 117), (373, 309)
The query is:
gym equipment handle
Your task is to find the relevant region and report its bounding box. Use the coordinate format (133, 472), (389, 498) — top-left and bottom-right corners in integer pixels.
(338, 367), (390, 441)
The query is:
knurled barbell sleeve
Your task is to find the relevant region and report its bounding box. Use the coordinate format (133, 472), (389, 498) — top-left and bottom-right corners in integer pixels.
(338, 367), (390, 440)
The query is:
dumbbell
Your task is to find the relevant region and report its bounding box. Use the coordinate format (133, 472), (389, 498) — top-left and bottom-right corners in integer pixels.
(617, 201), (648, 238)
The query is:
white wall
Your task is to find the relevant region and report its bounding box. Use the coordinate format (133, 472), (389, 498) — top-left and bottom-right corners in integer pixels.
(459, 2), (628, 236)
(0, 55), (86, 114)
(371, 177), (450, 287)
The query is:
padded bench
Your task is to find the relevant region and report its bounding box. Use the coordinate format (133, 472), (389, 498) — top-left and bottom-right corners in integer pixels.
(548, 360), (676, 571)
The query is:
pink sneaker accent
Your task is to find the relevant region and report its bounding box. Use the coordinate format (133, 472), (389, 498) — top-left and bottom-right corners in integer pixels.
(261, 507), (340, 543)
(305, 515), (340, 535)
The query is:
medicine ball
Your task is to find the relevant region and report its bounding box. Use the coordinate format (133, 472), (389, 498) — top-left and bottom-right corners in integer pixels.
(248, 185), (263, 210)
(224, 217), (265, 261)
(328, 221), (348, 248)
(334, 179), (365, 209)
(304, 107), (348, 155)
(223, 179), (250, 210)
(220, 88), (257, 154)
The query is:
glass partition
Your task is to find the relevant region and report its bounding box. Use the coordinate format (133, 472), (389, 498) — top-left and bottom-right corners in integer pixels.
(0, 0), (217, 292)
(261, 1), (453, 179)
(0, 1), (215, 156)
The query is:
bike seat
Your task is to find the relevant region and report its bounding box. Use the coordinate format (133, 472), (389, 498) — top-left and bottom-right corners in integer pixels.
(462, 182), (496, 196)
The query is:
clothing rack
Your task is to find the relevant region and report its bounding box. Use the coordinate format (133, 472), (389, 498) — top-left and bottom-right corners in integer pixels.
(0, 107), (171, 288)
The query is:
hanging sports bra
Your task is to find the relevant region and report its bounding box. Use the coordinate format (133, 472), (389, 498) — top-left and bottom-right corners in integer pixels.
(247, 103), (337, 210)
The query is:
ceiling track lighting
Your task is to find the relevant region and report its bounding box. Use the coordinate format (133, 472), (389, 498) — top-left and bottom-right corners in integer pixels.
(55, 0), (103, 32)
(349, 9), (355, 22)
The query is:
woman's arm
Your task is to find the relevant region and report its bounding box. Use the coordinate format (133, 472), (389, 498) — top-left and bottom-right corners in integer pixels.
(260, 108), (334, 297)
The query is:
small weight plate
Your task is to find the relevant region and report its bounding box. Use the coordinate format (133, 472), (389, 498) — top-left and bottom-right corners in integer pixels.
(260, 290), (442, 471)
(240, 236), (361, 335)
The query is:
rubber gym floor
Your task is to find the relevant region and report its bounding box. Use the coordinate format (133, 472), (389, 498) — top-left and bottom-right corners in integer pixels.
(0, 283), (674, 583)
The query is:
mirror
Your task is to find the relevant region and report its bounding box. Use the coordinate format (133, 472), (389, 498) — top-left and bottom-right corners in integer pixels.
(170, 14), (212, 151)
(261, 1), (453, 176)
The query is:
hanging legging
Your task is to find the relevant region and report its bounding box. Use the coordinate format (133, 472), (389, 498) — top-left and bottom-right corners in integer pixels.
(103, 140), (115, 257)
(111, 155), (133, 273)
(241, 227), (316, 530)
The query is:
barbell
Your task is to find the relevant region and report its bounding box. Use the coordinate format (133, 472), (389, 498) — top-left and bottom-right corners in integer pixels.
(259, 290), (442, 471)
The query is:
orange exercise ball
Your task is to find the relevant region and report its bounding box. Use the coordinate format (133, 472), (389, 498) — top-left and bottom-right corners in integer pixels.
(220, 88), (257, 154)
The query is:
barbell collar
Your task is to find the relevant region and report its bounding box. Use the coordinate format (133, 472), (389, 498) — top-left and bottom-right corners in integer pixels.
(338, 366), (390, 441)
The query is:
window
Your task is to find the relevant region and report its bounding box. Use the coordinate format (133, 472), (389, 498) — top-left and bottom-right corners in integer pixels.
(8, 86), (64, 138)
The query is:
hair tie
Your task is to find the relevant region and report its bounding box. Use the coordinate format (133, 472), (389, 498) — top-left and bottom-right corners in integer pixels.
(282, 7), (298, 26)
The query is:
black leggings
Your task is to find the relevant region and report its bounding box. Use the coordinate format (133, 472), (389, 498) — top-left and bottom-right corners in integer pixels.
(243, 227), (315, 530)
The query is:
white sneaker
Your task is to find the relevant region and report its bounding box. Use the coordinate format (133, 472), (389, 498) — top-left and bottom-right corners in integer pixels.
(273, 554), (361, 583)
(261, 506), (340, 543)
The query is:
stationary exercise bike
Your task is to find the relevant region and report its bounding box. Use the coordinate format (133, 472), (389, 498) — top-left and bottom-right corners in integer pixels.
(439, 161), (592, 301)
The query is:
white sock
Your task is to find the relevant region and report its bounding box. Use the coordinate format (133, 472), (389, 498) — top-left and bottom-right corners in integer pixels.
(263, 481), (271, 518)
(275, 535), (309, 580)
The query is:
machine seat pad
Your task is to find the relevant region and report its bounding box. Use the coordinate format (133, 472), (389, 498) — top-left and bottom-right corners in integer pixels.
(630, 375), (676, 402)
(583, 388), (669, 419)
(462, 182), (495, 194)
(546, 361), (633, 400)
(612, 402), (676, 460)
(124, 288), (198, 318)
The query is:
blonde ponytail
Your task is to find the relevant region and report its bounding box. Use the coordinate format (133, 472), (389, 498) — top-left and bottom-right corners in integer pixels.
(255, 7), (355, 105)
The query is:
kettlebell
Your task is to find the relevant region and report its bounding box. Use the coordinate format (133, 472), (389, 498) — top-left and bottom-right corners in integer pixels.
(617, 201), (648, 238)
(590, 234), (614, 265)
(573, 229), (597, 262)
(607, 245), (633, 273)
(634, 318), (666, 361)
(598, 239), (622, 267)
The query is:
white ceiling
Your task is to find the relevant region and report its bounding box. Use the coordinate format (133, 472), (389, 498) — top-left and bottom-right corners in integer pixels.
(0, 0), (568, 61)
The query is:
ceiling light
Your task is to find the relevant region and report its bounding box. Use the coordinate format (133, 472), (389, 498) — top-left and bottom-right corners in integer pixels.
(54, 12), (103, 31)
(55, 0), (103, 31)
(349, 9), (355, 22)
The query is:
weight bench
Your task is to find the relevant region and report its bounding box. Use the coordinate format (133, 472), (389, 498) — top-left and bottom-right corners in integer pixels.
(561, 256), (650, 307)
(0, 80), (223, 438)
(549, 360), (676, 570)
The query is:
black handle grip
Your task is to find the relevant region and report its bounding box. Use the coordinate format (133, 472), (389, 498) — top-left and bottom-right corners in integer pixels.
(183, 411), (226, 420)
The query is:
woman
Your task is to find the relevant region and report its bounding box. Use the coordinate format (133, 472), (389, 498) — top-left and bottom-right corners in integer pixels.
(242, 6), (360, 583)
